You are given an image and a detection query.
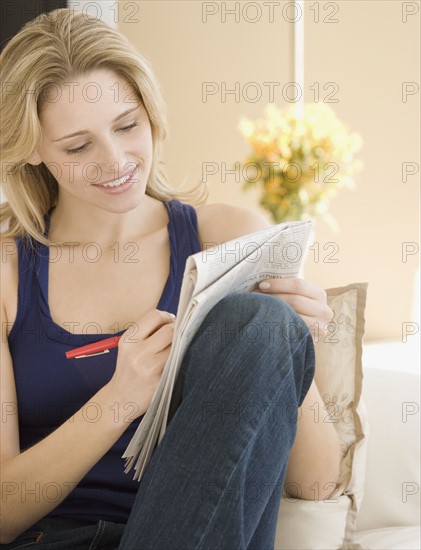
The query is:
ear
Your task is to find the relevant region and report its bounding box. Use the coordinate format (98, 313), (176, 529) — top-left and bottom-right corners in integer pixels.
(26, 151), (43, 166)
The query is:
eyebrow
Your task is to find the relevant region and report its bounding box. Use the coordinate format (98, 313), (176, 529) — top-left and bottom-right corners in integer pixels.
(52, 106), (140, 142)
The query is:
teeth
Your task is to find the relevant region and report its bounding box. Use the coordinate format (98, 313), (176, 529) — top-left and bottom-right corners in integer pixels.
(101, 173), (131, 188)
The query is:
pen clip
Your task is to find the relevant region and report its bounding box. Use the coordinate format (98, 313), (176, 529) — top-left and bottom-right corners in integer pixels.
(74, 350), (110, 359)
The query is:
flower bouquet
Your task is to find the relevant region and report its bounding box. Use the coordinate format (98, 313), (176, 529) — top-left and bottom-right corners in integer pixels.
(238, 103), (363, 225)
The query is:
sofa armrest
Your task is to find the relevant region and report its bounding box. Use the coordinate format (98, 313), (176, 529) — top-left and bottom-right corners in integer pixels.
(356, 365), (420, 531)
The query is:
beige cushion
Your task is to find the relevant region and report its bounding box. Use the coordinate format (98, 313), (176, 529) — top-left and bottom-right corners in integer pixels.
(274, 283), (369, 550)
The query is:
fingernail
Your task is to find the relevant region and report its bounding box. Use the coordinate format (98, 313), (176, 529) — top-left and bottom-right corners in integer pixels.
(259, 281), (270, 290)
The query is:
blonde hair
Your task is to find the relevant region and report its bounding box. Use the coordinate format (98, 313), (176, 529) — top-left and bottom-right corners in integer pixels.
(0, 8), (208, 247)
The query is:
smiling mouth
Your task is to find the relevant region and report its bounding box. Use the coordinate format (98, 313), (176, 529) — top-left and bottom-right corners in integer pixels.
(94, 167), (138, 188)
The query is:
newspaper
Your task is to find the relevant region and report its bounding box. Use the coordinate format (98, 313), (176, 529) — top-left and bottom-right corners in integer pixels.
(122, 219), (312, 480)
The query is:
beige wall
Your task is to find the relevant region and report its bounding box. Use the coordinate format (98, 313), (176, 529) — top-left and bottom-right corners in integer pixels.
(119, 1), (420, 342)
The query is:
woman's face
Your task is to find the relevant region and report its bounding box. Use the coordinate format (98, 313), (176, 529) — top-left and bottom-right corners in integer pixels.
(29, 69), (153, 213)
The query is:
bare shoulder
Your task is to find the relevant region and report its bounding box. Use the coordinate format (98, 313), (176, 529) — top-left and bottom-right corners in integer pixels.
(0, 236), (18, 326)
(195, 202), (272, 249)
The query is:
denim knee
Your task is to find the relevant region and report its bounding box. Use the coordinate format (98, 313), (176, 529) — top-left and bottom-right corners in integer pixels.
(172, 291), (315, 417)
(181, 291), (312, 384)
(199, 291), (310, 346)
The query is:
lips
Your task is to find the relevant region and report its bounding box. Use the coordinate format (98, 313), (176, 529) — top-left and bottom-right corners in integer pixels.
(94, 166), (138, 187)
(92, 165), (139, 195)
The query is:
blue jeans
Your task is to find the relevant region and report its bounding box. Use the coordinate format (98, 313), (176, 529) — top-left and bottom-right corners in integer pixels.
(1, 292), (315, 550)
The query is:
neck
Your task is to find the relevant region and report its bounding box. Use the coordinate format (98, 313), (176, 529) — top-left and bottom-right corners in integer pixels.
(48, 194), (166, 249)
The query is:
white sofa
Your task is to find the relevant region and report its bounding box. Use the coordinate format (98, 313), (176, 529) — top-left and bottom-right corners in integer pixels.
(352, 341), (420, 549)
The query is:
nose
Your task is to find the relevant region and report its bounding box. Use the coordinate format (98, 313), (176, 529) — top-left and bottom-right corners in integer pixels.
(88, 136), (133, 184)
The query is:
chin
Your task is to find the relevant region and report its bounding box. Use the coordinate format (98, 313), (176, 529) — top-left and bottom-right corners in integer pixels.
(105, 202), (142, 214)
(89, 174), (148, 209)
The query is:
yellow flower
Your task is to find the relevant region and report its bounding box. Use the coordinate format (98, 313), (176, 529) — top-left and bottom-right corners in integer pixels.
(238, 102), (363, 222)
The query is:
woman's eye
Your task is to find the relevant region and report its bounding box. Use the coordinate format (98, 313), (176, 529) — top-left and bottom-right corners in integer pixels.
(66, 123), (138, 155)
(120, 122), (138, 132)
(67, 144), (90, 155)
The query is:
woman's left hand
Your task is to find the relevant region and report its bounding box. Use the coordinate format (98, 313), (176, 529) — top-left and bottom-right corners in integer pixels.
(251, 277), (333, 336)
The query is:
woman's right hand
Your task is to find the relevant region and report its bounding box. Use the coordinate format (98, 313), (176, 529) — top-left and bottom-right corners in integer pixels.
(107, 309), (176, 421)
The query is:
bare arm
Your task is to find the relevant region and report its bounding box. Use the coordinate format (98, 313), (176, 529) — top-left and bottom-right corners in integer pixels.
(284, 380), (341, 501)
(0, 237), (176, 544)
(0, 372), (129, 543)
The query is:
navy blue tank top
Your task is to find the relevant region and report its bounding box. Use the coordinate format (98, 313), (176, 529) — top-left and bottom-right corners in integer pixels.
(8, 199), (202, 523)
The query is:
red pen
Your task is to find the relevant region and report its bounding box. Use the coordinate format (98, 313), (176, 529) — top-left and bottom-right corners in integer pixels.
(65, 336), (121, 359)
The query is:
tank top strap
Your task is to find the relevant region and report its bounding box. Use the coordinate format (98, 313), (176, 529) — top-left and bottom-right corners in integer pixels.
(162, 199), (202, 312)
(35, 208), (55, 327)
(8, 218), (48, 340)
(165, 199), (201, 256)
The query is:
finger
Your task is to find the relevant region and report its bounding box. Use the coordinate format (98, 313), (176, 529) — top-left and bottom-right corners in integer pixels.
(127, 310), (176, 342)
(274, 293), (328, 320)
(251, 287), (332, 323)
(146, 321), (176, 354)
(258, 277), (327, 302)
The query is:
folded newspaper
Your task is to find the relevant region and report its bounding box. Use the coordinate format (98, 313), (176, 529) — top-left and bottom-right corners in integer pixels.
(122, 219), (312, 480)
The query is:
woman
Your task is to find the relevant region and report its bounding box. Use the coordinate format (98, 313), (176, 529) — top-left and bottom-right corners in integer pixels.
(0, 9), (340, 549)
